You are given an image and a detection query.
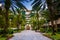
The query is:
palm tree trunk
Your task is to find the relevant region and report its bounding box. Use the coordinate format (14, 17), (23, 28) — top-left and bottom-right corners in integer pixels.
(17, 14), (20, 30)
(51, 19), (56, 35)
(55, 20), (57, 32)
(4, 0), (11, 34)
(46, 0), (56, 35)
(36, 11), (40, 30)
(4, 10), (9, 34)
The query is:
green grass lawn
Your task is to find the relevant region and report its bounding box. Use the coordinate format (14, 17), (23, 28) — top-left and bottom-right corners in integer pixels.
(0, 35), (6, 40)
(0, 34), (13, 40)
(51, 34), (60, 40)
(0, 37), (6, 40)
(43, 32), (60, 40)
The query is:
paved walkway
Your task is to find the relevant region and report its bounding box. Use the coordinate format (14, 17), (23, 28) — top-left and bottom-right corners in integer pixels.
(9, 30), (52, 40)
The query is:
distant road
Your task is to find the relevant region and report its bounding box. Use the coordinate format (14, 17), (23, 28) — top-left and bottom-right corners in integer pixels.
(9, 30), (52, 40)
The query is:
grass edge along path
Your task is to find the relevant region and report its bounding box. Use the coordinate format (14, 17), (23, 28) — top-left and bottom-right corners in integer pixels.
(0, 34), (13, 40)
(43, 32), (60, 40)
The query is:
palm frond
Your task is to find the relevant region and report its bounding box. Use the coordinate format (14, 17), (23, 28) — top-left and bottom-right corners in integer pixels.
(32, 0), (39, 5)
(15, 1), (27, 10)
(11, 6), (16, 14)
(32, 0), (42, 11)
(32, 0), (46, 11)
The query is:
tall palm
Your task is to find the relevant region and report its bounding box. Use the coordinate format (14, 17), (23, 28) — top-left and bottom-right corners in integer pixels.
(2, 0), (28, 34)
(46, 0), (59, 35)
(32, 0), (59, 35)
(15, 7), (23, 30)
(32, 0), (46, 30)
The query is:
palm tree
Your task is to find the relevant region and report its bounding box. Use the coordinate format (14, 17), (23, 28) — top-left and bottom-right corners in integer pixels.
(2, 0), (29, 34)
(32, 0), (59, 35)
(32, 0), (46, 30)
(15, 8), (23, 30)
(46, 0), (58, 35)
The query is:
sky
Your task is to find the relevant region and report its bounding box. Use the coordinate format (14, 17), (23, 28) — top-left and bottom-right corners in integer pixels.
(0, 0), (34, 10)
(22, 0), (34, 10)
(0, 0), (46, 11)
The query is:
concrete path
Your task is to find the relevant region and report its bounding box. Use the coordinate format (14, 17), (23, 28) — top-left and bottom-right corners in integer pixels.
(9, 30), (52, 40)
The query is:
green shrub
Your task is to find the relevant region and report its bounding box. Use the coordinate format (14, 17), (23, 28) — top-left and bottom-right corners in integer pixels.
(21, 26), (25, 30)
(40, 28), (45, 33)
(8, 29), (14, 34)
(0, 30), (4, 34)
